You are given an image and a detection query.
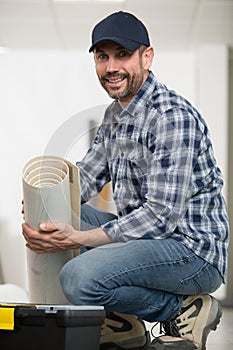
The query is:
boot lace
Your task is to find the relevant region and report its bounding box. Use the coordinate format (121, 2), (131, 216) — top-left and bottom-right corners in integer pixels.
(151, 318), (180, 338)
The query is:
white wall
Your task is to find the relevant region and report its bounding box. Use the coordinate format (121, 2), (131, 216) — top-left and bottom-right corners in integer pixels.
(0, 50), (109, 288)
(197, 46), (229, 198)
(0, 46), (228, 295)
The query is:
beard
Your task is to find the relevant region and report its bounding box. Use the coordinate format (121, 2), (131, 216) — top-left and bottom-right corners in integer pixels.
(99, 70), (144, 102)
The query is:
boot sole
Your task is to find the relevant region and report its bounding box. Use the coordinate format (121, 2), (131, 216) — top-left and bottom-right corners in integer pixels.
(100, 330), (151, 350)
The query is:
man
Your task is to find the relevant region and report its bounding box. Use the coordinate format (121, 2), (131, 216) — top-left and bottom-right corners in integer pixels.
(22, 11), (229, 350)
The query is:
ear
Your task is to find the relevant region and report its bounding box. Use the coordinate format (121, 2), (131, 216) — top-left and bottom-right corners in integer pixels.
(143, 46), (154, 70)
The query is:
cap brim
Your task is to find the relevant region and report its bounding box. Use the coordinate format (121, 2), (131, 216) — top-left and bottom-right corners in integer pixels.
(89, 36), (141, 52)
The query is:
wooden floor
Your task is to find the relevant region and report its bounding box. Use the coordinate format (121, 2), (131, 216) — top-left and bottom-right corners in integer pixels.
(146, 307), (233, 350)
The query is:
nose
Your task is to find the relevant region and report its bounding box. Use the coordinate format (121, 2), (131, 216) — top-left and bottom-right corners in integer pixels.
(106, 56), (119, 73)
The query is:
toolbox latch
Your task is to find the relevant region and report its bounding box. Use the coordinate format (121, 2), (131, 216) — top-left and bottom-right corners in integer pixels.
(0, 307), (15, 330)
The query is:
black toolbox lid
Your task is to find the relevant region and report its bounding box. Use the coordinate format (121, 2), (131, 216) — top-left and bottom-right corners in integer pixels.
(0, 304), (105, 330)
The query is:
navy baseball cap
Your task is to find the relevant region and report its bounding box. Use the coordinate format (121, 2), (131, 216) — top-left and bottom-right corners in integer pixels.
(89, 11), (150, 52)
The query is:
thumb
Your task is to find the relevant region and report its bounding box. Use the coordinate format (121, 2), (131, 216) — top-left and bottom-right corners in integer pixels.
(39, 221), (58, 232)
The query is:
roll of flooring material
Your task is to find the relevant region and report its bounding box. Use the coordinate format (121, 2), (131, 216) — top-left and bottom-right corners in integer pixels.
(22, 155), (80, 304)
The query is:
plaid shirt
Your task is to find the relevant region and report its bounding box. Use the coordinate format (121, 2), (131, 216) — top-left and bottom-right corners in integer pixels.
(77, 71), (229, 280)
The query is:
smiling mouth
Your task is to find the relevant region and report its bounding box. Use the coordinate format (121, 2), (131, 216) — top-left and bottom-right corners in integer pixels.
(105, 77), (127, 91)
(108, 78), (124, 83)
(103, 74), (127, 84)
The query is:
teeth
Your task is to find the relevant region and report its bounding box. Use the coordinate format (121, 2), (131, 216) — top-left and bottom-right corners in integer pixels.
(109, 78), (123, 83)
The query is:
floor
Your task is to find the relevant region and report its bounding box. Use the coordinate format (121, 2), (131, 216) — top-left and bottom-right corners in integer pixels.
(206, 307), (233, 350)
(146, 307), (233, 350)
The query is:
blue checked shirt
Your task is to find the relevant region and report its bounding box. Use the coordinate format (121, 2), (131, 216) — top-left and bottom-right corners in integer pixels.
(77, 71), (229, 281)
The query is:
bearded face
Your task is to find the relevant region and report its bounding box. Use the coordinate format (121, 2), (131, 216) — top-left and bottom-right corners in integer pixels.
(94, 41), (150, 103)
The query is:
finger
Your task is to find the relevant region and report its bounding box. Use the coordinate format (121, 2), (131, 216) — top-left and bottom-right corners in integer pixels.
(22, 230), (29, 242)
(24, 231), (59, 251)
(22, 223), (39, 238)
(26, 243), (57, 254)
(39, 221), (62, 232)
(52, 222), (74, 238)
(22, 223), (53, 243)
(21, 199), (25, 215)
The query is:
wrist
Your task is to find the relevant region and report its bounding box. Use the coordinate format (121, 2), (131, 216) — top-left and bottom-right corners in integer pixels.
(78, 227), (113, 247)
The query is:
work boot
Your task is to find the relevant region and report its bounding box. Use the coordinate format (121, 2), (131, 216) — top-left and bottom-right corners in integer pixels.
(149, 294), (222, 350)
(100, 312), (151, 349)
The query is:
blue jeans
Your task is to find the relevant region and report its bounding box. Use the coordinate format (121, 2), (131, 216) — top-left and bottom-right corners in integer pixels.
(60, 204), (223, 322)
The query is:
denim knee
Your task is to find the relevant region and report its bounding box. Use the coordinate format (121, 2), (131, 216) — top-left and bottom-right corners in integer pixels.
(59, 255), (104, 305)
(60, 258), (84, 304)
(60, 260), (75, 303)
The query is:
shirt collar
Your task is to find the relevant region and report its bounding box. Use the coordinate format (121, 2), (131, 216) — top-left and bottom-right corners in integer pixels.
(107, 71), (157, 120)
(125, 71), (157, 118)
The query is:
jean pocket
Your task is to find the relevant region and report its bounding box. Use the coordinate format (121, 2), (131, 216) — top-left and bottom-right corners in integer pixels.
(174, 261), (223, 295)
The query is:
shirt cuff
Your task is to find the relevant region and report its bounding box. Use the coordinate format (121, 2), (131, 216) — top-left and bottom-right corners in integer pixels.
(101, 219), (127, 242)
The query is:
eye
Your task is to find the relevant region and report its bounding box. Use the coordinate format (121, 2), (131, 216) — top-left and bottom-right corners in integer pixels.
(96, 53), (108, 61)
(118, 50), (131, 58)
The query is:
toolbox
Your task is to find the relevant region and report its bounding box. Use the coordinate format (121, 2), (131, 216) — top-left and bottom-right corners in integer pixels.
(0, 304), (105, 350)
